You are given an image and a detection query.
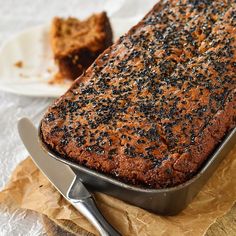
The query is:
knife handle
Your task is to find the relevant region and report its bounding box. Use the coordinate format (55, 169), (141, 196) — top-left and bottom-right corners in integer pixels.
(70, 197), (121, 236)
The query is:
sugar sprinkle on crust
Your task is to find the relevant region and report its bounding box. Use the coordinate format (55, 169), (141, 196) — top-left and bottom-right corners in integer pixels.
(42, 0), (236, 188)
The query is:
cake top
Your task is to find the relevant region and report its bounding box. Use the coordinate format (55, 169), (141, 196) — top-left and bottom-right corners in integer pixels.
(41, 0), (235, 188)
(51, 12), (110, 56)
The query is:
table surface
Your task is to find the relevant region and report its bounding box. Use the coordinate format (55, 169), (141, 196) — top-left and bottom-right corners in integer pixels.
(0, 1), (235, 235)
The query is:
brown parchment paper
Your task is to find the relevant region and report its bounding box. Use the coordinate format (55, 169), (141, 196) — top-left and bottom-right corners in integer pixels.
(1, 144), (236, 236)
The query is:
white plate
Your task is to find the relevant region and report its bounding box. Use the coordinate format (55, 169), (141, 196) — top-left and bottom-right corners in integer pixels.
(0, 17), (140, 98)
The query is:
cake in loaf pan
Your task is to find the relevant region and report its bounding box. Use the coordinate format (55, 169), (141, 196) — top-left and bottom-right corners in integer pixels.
(41, 0), (236, 188)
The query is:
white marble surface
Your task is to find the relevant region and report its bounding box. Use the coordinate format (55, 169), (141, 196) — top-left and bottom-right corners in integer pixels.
(0, 0), (157, 235)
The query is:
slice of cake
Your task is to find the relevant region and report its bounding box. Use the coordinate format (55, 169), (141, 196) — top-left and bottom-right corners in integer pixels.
(50, 12), (113, 80)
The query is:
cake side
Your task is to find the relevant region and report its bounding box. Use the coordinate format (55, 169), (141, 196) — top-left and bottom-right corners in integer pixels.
(51, 12), (113, 79)
(42, 1), (236, 188)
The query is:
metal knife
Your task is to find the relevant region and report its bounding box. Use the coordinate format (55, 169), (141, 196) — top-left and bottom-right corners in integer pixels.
(18, 118), (120, 236)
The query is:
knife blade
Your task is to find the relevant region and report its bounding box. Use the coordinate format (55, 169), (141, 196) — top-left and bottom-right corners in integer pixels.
(18, 117), (120, 236)
(17, 117), (90, 199)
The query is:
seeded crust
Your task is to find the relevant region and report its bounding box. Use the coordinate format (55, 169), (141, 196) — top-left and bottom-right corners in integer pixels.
(42, 0), (236, 189)
(51, 12), (113, 80)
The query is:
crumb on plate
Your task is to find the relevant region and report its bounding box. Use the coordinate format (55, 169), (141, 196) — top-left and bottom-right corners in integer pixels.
(14, 61), (23, 68)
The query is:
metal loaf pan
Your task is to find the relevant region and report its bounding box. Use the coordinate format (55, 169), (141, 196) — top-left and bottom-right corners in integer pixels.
(39, 126), (236, 215)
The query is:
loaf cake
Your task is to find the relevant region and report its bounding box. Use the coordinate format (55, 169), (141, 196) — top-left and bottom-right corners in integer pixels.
(50, 12), (113, 80)
(41, 0), (236, 188)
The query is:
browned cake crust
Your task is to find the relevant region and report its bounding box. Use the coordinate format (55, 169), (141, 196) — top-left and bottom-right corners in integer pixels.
(51, 12), (113, 80)
(42, 0), (236, 189)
